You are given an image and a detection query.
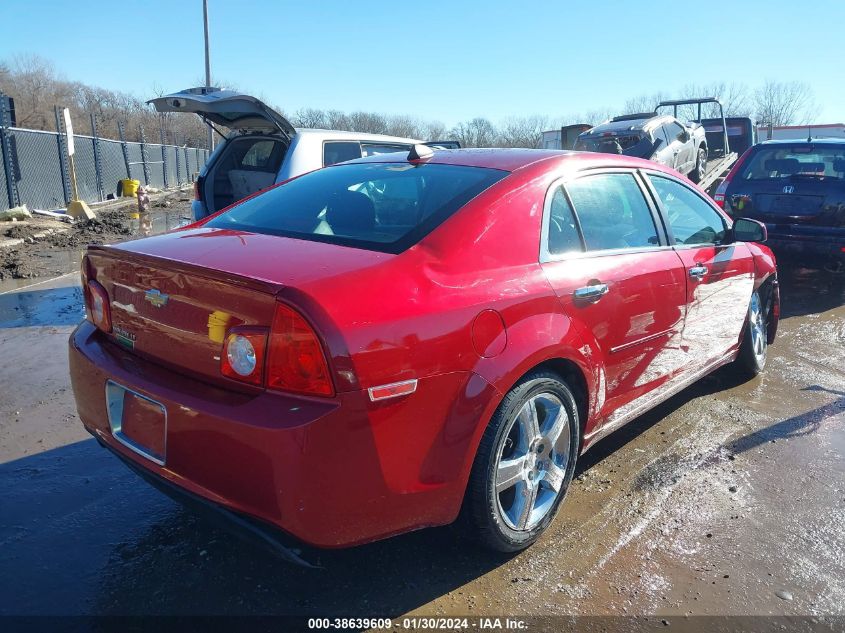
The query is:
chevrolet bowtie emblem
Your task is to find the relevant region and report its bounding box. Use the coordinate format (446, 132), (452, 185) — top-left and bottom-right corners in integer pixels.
(144, 289), (169, 308)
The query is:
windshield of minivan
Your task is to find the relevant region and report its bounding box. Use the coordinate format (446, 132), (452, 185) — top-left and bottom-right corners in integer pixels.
(205, 162), (508, 253)
(738, 146), (845, 181)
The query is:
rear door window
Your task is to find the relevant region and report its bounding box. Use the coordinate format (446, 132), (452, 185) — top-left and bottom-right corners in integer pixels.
(362, 143), (413, 157)
(207, 162), (508, 253)
(564, 173), (659, 251)
(546, 188), (584, 255)
(323, 141), (362, 166)
(648, 175), (726, 245)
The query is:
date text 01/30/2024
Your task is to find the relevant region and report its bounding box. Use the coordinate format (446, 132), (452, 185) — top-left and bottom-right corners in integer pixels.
(307, 617), (529, 630)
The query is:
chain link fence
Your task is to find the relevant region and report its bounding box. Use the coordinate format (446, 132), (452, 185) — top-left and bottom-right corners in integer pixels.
(0, 100), (209, 212)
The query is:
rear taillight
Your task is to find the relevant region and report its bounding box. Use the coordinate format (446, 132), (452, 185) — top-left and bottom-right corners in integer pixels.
(220, 328), (268, 386)
(714, 147), (754, 210)
(193, 178), (203, 201)
(85, 279), (112, 333)
(267, 303), (334, 397)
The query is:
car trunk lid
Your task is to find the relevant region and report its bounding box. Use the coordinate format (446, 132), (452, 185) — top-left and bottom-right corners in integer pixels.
(86, 228), (392, 385)
(148, 87), (296, 140)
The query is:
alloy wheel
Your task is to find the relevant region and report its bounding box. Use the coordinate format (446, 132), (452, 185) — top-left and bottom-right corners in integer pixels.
(494, 393), (571, 531)
(749, 291), (767, 361)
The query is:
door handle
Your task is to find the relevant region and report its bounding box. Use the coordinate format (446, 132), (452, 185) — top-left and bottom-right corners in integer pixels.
(689, 265), (708, 280)
(574, 283), (609, 301)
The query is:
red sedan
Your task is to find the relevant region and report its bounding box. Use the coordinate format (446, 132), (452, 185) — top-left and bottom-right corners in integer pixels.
(69, 147), (779, 555)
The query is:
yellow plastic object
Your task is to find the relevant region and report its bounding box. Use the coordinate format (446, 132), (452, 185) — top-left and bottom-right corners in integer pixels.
(207, 311), (232, 344)
(120, 179), (140, 198)
(67, 199), (95, 220)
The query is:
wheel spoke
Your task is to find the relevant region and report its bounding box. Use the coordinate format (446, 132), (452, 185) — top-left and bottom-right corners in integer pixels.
(516, 482), (539, 529)
(543, 405), (569, 454)
(544, 461), (566, 493)
(518, 399), (541, 442)
(496, 456), (526, 493)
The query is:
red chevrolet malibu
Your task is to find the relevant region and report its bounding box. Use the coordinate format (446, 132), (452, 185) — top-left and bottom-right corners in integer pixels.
(69, 147), (778, 555)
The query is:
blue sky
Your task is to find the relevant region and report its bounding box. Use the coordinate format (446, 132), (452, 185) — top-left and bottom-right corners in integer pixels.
(1, 0), (843, 125)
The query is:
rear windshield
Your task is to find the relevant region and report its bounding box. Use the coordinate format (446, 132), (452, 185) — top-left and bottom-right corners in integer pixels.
(206, 162), (507, 253)
(575, 134), (654, 159)
(738, 146), (845, 181)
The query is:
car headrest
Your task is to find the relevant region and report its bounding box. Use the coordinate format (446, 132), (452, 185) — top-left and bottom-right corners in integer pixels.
(764, 158), (799, 174)
(326, 190), (376, 233)
(833, 158), (845, 172)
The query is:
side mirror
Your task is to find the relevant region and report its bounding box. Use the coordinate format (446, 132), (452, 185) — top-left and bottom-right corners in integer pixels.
(678, 130), (690, 142)
(732, 217), (767, 243)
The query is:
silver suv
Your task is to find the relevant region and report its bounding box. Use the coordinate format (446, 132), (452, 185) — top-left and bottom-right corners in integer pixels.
(575, 112), (708, 183)
(151, 87), (433, 220)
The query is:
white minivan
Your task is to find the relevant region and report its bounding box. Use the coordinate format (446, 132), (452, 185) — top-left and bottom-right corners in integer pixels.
(150, 87), (455, 220)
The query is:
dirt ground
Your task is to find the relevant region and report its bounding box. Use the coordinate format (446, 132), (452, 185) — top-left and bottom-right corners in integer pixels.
(0, 191), (193, 282)
(0, 226), (843, 629)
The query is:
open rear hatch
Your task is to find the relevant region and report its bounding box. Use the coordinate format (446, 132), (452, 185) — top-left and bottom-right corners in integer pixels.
(148, 87), (296, 139)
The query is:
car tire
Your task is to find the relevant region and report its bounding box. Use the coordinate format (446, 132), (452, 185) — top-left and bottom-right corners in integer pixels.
(690, 147), (707, 183)
(733, 289), (768, 378)
(463, 370), (580, 552)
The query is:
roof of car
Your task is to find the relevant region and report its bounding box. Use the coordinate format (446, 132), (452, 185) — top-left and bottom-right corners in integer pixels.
(346, 147), (659, 173)
(584, 114), (673, 135)
(293, 128), (421, 144)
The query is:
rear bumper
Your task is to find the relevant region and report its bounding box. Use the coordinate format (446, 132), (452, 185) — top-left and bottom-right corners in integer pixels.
(97, 434), (318, 566)
(69, 321), (497, 548)
(764, 225), (845, 259)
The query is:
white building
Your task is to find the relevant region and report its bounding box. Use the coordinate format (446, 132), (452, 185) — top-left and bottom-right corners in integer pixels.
(757, 123), (845, 141)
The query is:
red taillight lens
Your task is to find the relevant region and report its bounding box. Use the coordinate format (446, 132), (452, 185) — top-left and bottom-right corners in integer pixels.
(85, 279), (112, 333)
(267, 303), (333, 397)
(714, 147), (754, 210)
(220, 327), (267, 386)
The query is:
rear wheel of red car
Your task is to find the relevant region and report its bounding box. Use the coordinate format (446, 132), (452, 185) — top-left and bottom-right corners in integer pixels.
(733, 289), (768, 378)
(690, 147), (707, 183)
(465, 371), (580, 552)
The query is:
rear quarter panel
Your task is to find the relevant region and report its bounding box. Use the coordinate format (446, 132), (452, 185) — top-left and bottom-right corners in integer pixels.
(286, 160), (600, 513)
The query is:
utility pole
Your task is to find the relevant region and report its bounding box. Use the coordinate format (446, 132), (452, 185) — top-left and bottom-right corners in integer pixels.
(203, 0), (214, 151)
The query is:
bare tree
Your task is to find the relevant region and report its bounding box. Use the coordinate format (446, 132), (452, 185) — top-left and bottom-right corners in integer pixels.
(292, 107), (328, 129)
(754, 80), (819, 126)
(347, 111), (388, 134)
(422, 120), (448, 141)
(622, 92), (669, 115)
(450, 117), (497, 148)
(498, 115), (548, 148)
(676, 82), (752, 119)
(324, 109), (351, 130)
(385, 114), (422, 139)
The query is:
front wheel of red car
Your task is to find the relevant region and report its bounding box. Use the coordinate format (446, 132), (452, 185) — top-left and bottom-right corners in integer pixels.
(464, 371), (581, 552)
(733, 289), (768, 378)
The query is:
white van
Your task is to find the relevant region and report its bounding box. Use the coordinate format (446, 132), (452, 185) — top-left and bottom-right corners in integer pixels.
(150, 87), (433, 220)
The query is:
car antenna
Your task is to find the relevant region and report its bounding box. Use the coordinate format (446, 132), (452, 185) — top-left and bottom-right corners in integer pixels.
(807, 125), (813, 143)
(408, 144), (434, 161)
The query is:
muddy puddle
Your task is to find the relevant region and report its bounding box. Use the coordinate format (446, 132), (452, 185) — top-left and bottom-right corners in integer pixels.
(0, 196), (193, 287)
